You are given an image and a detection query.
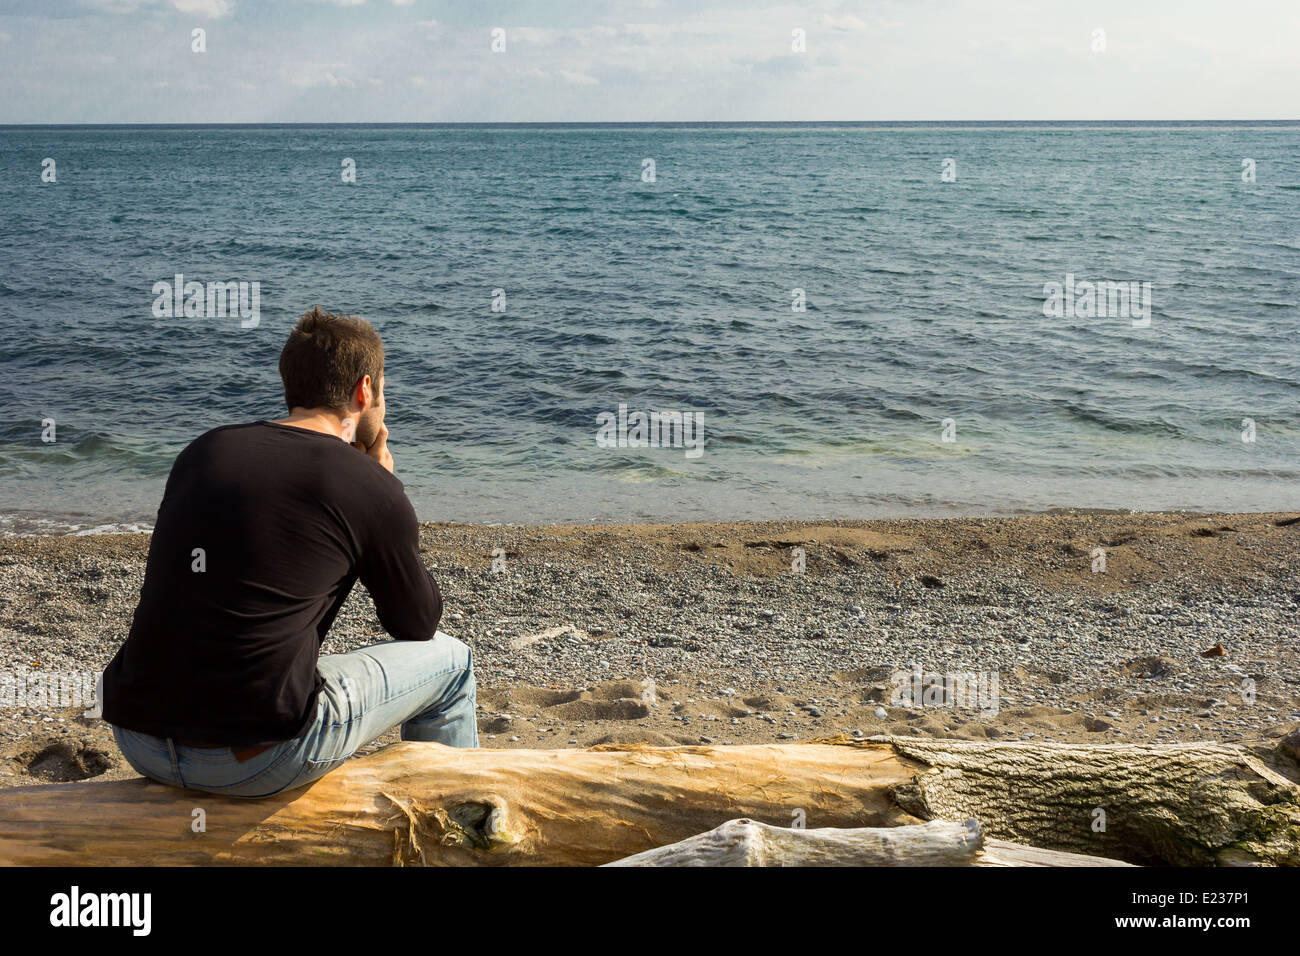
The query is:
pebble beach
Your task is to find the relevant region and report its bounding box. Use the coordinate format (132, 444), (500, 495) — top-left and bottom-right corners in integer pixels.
(2, 510), (1298, 787)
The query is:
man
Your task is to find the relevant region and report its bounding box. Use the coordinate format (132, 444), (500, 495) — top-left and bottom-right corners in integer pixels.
(102, 306), (477, 799)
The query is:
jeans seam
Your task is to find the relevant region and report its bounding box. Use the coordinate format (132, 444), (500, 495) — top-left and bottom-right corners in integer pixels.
(165, 737), (183, 788)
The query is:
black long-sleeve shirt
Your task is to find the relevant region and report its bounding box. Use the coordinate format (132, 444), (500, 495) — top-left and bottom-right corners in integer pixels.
(102, 420), (441, 746)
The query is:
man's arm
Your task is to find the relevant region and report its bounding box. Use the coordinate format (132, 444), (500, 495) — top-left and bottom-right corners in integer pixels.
(356, 492), (442, 641)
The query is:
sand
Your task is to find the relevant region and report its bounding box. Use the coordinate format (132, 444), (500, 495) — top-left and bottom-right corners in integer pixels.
(2, 510), (1298, 788)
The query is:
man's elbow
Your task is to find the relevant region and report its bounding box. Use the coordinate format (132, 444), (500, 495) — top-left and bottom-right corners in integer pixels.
(418, 601), (442, 640)
(391, 591), (442, 641)
(374, 607), (437, 642)
(374, 572), (442, 641)
(423, 584), (443, 637)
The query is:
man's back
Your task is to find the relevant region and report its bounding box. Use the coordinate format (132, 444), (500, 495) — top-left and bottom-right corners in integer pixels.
(102, 420), (442, 746)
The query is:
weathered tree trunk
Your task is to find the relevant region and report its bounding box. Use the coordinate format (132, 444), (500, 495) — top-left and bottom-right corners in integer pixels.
(0, 735), (1295, 866)
(604, 818), (1134, 866)
(0, 740), (919, 866)
(868, 734), (1300, 866)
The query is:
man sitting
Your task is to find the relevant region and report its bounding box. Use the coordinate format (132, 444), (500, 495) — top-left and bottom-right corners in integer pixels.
(102, 306), (477, 798)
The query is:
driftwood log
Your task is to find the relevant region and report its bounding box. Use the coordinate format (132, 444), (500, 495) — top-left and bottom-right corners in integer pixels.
(1, 734), (1297, 866)
(604, 818), (1134, 866)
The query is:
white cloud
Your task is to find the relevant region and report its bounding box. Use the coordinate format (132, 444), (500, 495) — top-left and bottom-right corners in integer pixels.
(80, 0), (148, 12)
(510, 25), (618, 47)
(5, 0), (1300, 122)
(289, 64), (361, 89)
(623, 23), (673, 41)
(171, 0), (234, 17)
(817, 14), (867, 32)
(82, 0), (233, 17)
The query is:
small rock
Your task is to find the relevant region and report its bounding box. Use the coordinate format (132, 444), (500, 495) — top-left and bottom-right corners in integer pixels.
(1278, 728), (1300, 762)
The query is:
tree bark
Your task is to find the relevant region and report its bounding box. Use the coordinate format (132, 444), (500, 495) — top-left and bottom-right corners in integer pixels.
(0, 735), (1295, 866)
(604, 818), (1134, 866)
(868, 734), (1300, 866)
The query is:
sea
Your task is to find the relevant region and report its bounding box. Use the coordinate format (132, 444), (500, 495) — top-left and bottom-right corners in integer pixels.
(1, 122), (1297, 534)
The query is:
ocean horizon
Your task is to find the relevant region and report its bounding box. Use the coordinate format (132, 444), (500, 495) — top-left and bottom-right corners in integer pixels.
(3, 121), (1297, 534)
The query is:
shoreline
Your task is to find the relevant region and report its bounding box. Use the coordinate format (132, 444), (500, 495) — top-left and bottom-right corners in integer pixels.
(2, 510), (1298, 787)
(0, 504), (1280, 538)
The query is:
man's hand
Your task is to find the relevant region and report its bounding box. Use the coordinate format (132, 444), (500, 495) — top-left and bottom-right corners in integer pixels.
(352, 424), (394, 474)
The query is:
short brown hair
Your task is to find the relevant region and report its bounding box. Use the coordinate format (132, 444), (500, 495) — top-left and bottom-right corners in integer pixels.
(279, 306), (384, 411)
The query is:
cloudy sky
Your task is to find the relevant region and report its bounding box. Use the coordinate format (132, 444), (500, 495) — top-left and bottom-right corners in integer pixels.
(1, 0), (1296, 123)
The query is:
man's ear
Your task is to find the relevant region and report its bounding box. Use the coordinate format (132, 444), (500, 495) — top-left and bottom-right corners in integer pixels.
(352, 375), (372, 410)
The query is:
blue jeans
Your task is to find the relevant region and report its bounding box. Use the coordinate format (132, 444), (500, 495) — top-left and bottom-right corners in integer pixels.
(109, 632), (478, 799)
